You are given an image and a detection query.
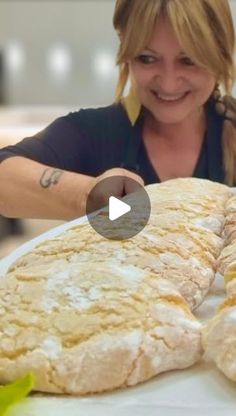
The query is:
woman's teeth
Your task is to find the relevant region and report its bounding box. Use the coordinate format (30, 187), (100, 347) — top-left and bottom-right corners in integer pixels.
(154, 92), (188, 102)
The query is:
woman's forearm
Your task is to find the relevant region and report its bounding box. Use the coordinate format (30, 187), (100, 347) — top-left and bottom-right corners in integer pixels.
(0, 157), (93, 220)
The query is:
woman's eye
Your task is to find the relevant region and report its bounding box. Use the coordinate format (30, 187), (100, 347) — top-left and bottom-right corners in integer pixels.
(135, 55), (195, 66)
(137, 55), (157, 64)
(180, 57), (195, 66)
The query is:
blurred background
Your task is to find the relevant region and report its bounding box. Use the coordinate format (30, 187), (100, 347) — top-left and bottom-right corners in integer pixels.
(0, 0), (118, 258)
(0, 0), (236, 258)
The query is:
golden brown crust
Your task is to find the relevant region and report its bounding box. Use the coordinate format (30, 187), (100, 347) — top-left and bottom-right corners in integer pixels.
(0, 177), (233, 394)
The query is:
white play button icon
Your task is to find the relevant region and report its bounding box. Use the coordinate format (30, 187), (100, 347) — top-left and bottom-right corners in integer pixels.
(109, 196), (131, 221)
(86, 176), (151, 240)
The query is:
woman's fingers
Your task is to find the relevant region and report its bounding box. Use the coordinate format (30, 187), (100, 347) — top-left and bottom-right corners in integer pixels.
(86, 168), (144, 212)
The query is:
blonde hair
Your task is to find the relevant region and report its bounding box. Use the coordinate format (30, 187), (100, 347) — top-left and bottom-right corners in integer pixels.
(113, 0), (236, 185)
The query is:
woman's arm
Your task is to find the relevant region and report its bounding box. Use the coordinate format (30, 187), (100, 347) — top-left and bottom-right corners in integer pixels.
(0, 157), (93, 220)
(0, 157), (144, 220)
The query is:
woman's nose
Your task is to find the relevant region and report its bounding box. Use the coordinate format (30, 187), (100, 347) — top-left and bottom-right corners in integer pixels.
(154, 64), (183, 93)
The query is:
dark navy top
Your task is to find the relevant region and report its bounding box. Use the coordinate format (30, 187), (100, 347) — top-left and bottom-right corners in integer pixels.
(0, 99), (225, 185)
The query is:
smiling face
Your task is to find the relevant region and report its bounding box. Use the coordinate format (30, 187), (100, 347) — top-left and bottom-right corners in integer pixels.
(129, 17), (216, 125)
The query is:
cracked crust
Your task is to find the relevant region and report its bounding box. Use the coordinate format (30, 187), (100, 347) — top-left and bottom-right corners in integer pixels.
(7, 180), (228, 311)
(221, 195), (236, 244)
(216, 194), (236, 278)
(202, 190), (236, 383)
(217, 242), (236, 276)
(0, 270), (202, 394)
(202, 295), (236, 382)
(0, 178), (232, 394)
(5, 224), (219, 311)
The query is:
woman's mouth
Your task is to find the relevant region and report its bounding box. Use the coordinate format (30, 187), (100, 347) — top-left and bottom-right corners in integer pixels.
(152, 91), (190, 104)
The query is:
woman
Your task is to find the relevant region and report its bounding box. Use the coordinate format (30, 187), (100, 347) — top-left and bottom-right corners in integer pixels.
(0, 0), (235, 220)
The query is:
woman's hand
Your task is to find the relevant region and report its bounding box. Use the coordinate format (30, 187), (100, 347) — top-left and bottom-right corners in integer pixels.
(85, 168), (144, 213)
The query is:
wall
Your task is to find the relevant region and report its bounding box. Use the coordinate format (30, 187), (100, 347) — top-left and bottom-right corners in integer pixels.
(0, 0), (118, 107)
(0, 0), (235, 107)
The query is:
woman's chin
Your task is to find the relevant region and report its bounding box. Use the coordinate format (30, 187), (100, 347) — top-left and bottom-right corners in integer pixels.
(149, 110), (190, 125)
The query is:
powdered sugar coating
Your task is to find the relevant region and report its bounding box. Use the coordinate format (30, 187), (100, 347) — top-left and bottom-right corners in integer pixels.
(0, 178), (232, 394)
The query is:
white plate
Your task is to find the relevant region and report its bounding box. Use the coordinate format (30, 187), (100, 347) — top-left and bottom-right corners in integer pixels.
(0, 216), (236, 416)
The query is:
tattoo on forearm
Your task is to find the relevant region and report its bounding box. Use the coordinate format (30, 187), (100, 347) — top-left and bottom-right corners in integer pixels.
(40, 168), (64, 189)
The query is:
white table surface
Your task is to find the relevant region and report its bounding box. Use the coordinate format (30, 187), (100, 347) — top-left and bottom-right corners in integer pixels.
(0, 216), (236, 416)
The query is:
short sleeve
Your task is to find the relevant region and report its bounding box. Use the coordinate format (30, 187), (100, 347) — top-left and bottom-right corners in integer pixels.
(0, 104), (134, 178)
